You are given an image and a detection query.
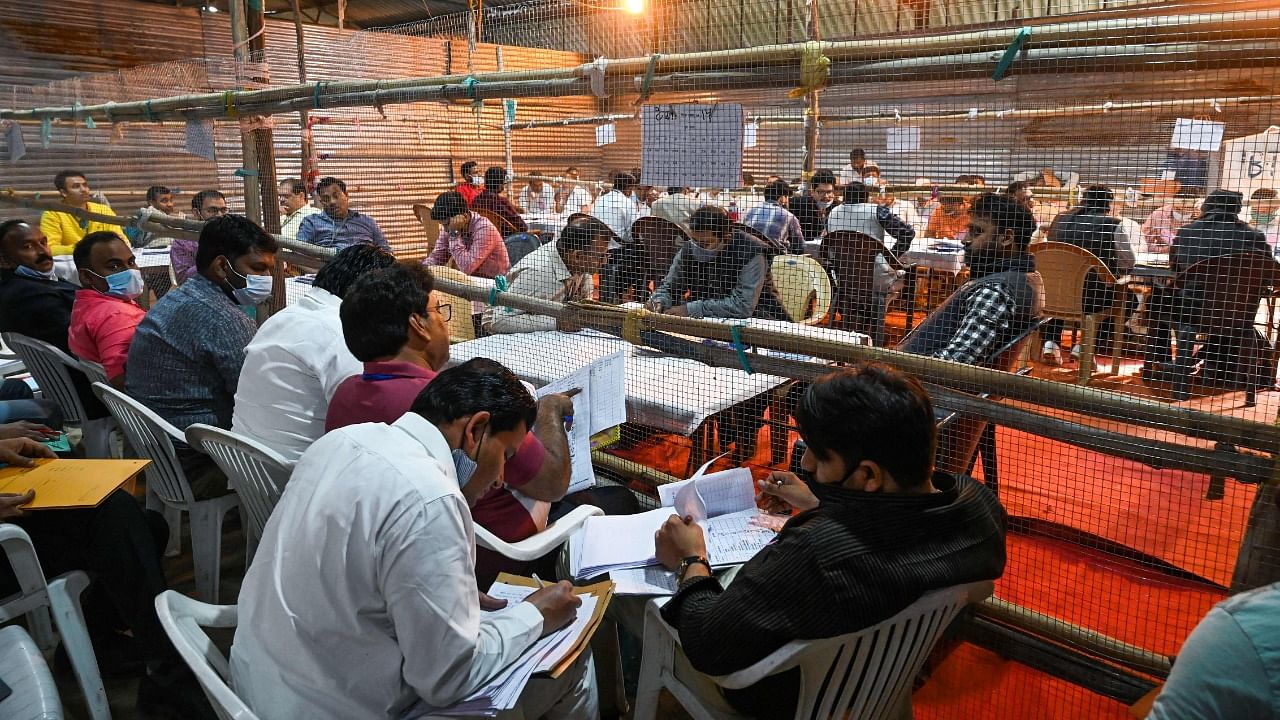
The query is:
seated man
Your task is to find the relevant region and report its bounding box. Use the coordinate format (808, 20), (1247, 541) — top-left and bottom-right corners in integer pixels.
(485, 216), (610, 334)
(653, 363), (1007, 718)
(68, 231), (147, 389)
(39, 170), (119, 256)
(590, 171), (639, 244)
(124, 184), (182, 249)
(924, 195), (971, 239)
(456, 160), (484, 206)
(827, 181), (916, 255)
(325, 263), (573, 585)
(651, 187), (702, 227)
(232, 244), (397, 463)
(172, 189), (228, 284)
(1141, 192), (1200, 251)
(1247, 188), (1279, 250)
(789, 169), (838, 242)
(519, 171), (555, 214)
(127, 215), (277, 496)
(232, 359), (597, 719)
(471, 167), (530, 234)
(742, 179), (805, 254)
(297, 176), (389, 250)
(898, 193), (1045, 365)
(426, 190), (511, 333)
(277, 178), (321, 241)
(554, 167), (593, 215)
(0, 437), (215, 718)
(648, 206), (779, 320)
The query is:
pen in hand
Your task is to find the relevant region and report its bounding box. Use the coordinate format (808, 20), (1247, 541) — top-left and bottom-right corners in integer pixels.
(532, 573), (549, 589)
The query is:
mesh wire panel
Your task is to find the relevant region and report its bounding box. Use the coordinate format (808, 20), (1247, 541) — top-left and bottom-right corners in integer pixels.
(4, 0), (1280, 716)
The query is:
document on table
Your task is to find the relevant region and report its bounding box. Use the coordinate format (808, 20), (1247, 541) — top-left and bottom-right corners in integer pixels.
(0, 459), (150, 509)
(537, 351), (627, 494)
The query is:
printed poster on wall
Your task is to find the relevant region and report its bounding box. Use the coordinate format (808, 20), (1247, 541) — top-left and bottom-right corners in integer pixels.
(1220, 127), (1280, 196)
(886, 126), (921, 154)
(641, 103), (744, 188)
(1170, 118), (1225, 152)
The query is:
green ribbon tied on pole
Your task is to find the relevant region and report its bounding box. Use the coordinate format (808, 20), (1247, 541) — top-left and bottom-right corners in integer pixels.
(992, 27), (1032, 81)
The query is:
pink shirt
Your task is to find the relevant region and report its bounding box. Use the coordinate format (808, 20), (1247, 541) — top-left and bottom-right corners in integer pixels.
(1140, 205), (1192, 252)
(424, 213), (510, 279)
(170, 237), (198, 283)
(68, 288), (146, 381)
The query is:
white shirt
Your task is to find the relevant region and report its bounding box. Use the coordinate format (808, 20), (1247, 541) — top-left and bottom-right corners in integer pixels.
(485, 241), (594, 334)
(886, 199), (924, 238)
(519, 186), (555, 214)
(838, 161), (876, 185)
(589, 189), (638, 248)
(280, 205), (322, 241)
(231, 287), (361, 463)
(558, 186), (593, 215)
(231, 413), (546, 719)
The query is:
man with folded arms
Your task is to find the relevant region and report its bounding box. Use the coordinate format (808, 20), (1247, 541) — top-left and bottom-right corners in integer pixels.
(653, 363), (1007, 718)
(232, 359), (597, 719)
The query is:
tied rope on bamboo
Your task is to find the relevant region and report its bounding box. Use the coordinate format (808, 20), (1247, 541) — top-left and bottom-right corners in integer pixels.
(788, 41), (830, 99)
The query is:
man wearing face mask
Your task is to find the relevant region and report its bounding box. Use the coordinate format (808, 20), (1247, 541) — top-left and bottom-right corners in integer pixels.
(653, 363), (1006, 719)
(647, 206), (779, 320)
(326, 264), (576, 585)
(788, 168), (838, 242)
(456, 160), (484, 207)
(127, 215), (277, 497)
(1248, 188), (1279, 250)
(233, 358), (597, 720)
(69, 232), (146, 390)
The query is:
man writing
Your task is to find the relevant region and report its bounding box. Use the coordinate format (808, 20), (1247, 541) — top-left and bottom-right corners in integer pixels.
(486, 216), (610, 334)
(653, 363), (1006, 718)
(648, 206), (780, 319)
(297, 176), (389, 250)
(232, 359), (597, 719)
(40, 170), (119, 255)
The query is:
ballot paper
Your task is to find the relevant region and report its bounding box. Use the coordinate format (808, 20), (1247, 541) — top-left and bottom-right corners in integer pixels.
(405, 576), (613, 718)
(536, 351), (626, 494)
(571, 458), (777, 580)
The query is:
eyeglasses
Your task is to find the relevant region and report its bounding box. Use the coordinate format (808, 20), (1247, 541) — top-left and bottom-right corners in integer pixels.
(204, 206), (230, 216)
(433, 302), (452, 323)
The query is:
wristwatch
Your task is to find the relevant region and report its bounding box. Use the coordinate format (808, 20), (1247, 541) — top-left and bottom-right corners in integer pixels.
(677, 555), (712, 583)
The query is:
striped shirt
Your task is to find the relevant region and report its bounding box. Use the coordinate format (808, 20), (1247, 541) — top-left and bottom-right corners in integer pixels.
(742, 201), (806, 253)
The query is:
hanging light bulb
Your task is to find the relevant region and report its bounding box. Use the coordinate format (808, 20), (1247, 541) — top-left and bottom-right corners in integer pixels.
(624, 0), (645, 14)
(205, 3), (219, 12)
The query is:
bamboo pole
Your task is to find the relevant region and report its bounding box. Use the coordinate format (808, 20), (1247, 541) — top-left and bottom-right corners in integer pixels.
(802, 0), (822, 179)
(7, 9), (1280, 123)
(508, 114), (636, 130)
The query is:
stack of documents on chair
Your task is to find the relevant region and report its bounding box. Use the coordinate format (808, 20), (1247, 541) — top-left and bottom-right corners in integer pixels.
(406, 575), (614, 718)
(568, 459), (780, 584)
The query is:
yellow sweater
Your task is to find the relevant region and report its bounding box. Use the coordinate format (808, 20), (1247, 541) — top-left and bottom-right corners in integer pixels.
(40, 202), (125, 255)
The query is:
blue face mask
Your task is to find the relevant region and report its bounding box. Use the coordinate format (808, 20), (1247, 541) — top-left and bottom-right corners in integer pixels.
(225, 261), (274, 306)
(90, 268), (144, 300)
(689, 242), (720, 262)
(14, 265), (57, 281)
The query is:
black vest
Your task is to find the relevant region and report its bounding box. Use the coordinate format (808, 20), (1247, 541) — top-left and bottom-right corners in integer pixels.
(678, 230), (784, 319)
(1054, 210), (1121, 274)
(898, 256), (1044, 365)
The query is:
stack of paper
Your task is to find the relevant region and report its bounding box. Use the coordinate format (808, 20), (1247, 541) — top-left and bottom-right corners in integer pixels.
(569, 458), (780, 584)
(536, 351), (627, 494)
(407, 576), (614, 718)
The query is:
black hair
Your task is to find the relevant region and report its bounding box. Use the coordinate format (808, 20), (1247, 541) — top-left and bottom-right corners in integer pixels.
(842, 182), (869, 206)
(564, 166), (579, 174)
(666, 186), (683, 195)
(72, 231), (126, 270)
(612, 172), (637, 195)
(810, 169), (837, 187)
(970, 192), (1037, 249)
(339, 263), (434, 362)
(742, 172), (755, 186)
(279, 178), (306, 195)
(528, 170), (544, 180)
(194, 215), (278, 273)
(794, 363), (936, 488)
(313, 244), (398, 300)
(191, 189), (225, 212)
(461, 161), (479, 177)
(484, 166), (507, 189)
(54, 170), (86, 192)
(861, 166), (881, 177)
(316, 177), (347, 195)
(688, 205), (731, 236)
(850, 148), (866, 160)
(0, 219), (30, 246)
(410, 357), (538, 435)
(1004, 180), (1030, 197)
(763, 179), (791, 203)
(1079, 184), (1113, 213)
(430, 191), (469, 222)
(146, 185), (172, 204)
(1201, 189), (1244, 219)
(1251, 188), (1277, 201)
(557, 216), (611, 255)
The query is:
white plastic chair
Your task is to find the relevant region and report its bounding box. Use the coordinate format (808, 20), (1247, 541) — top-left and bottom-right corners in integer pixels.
(476, 504), (604, 561)
(185, 424), (293, 560)
(0, 625), (64, 720)
(154, 591), (259, 720)
(2, 333), (115, 458)
(770, 254), (833, 325)
(634, 580), (994, 720)
(76, 360), (109, 387)
(0, 525), (108, 720)
(92, 383), (241, 603)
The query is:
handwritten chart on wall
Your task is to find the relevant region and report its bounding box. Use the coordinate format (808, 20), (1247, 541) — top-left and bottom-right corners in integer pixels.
(641, 103), (744, 188)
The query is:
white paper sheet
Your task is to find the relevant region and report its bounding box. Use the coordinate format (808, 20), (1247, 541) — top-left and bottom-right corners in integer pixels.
(1171, 118), (1225, 152)
(610, 566), (679, 596)
(535, 351), (626, 493)
(641, 103), (745, 188)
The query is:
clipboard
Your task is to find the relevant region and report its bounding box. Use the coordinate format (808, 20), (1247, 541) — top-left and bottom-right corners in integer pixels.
(493, 573), (616, 678)
(0, 458), (150, 510)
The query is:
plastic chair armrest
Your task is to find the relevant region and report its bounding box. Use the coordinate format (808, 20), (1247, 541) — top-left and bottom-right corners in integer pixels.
(475, 504), (604, 561)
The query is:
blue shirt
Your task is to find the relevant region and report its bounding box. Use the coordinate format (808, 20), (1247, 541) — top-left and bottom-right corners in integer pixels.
(742, 201), (806, 253)
(1149, 581), (1280, 719)
(296, 210), (389, 250)
(126, 274), (258, 431)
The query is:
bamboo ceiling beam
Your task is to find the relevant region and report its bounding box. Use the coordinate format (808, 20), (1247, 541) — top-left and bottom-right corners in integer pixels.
(5, 9), (1280, 122)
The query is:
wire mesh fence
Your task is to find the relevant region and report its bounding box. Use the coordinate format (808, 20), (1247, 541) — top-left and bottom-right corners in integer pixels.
(4, 0), (1280, 715)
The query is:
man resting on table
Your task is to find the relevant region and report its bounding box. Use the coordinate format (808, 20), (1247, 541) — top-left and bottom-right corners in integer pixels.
(653, 363), (1007, 718)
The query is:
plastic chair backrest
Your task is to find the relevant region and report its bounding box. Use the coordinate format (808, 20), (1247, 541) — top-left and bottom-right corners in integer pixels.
(505, 233), (542, 267)
(718, 580), (991, 718)
(413, 204), (442, 254)
(631, 215), (687, 278)
(1179, 251), (1280, 329)
(185, 424), (293, 543)
(821, 231), (893, 303)
(154, 590), (259, 720)
(91, 382), (196, 506)
(473, 207), (518, 236)
(77, 360), (110, 386)
(1, 332), (89, 424)
(771, 254), (833, 325)
(425, 265), (480, 342)
(734, 222), (789, 256)
(0, 525), (53, 625)
(1028, 241), (1117, 320)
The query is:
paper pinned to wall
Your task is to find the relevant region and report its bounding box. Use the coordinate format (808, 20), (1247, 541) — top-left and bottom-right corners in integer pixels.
(595, 123), (616, 146)
(6, 122), (26, 163)
(185, 118), (216, 161)
(743, 121), (758, 149)
(886, 126), (921, 154)
(1171, 118), (1225, 152)
(641, 103), (745, 188)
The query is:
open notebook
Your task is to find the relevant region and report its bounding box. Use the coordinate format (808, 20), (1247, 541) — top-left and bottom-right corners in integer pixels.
(569, 458), (780, 583)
